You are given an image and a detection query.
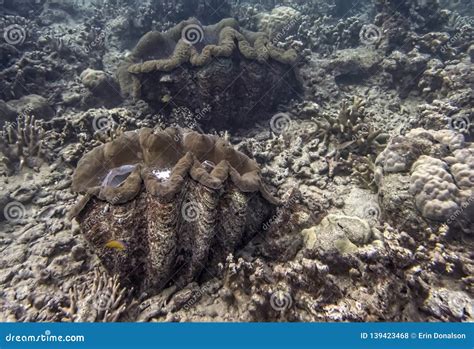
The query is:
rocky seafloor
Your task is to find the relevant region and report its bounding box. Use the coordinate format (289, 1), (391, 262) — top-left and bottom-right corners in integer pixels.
(0, 0), (473, 322)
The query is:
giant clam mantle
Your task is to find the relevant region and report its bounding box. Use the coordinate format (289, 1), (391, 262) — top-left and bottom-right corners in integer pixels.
(71, 127), (278, 293)
(117, 18), (300, 130)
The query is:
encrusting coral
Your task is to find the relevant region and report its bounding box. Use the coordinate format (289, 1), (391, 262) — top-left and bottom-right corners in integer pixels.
(0, 113), (45, 173)
(117, 17), (300, 130)
(71, 127), (278, 295)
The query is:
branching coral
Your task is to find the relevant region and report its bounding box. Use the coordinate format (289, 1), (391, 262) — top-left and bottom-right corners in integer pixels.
(348, 154), (378, 192)
(60, 269), (135, 322)
(0, 113), (45, 173)
(314, 97), (387, 155)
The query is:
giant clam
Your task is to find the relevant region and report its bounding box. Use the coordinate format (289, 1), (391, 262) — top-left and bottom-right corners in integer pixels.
(117, 18), (300, 130)
(71, 127), (278, 293)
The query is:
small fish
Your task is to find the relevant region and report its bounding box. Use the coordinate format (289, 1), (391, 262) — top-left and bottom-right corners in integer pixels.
(105, 240), (126, 251)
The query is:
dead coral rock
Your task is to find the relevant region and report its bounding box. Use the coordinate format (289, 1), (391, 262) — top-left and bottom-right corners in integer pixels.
(258, 189), (308, 261)
(7, 94), (55, 120)
(0, 100), (17, 126)
(421, 288), (473, 321)
(71, 127), (278, 294)
(302, 214), (382, 256)
(301, 47), (383, 102)
(80, 69), (123, 109)
(117, 18), (300, 130)
(381, 49), (430, 98)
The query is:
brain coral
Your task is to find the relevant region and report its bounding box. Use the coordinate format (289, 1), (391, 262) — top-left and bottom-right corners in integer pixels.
(375, 128), (473, 235)
(117, 18), (300, 130)
(257, 6), (301, 39)
(410, 155), (461, 221)
(71, 127), (278, 293)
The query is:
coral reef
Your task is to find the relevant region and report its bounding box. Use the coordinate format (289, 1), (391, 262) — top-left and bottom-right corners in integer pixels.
(71, 127), (278, 294)
(142, 183), (472, 322)
(0, 0), (472, 324)
(300, 47), (383, 102)
(5, 95), (55, 123)
(374, 0), (450, 52)
(302, 214), (382, 255)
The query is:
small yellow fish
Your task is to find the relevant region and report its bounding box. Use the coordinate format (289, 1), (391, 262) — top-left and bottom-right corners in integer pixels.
(161, 94), (171, 103)
(105, 240), (126, 251)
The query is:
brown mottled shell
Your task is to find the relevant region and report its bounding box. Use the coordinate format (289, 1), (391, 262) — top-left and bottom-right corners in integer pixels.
(71, 128), (278, 293)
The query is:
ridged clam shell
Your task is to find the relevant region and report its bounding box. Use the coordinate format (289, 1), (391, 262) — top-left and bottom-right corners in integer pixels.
(71, 128), (278, 293)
